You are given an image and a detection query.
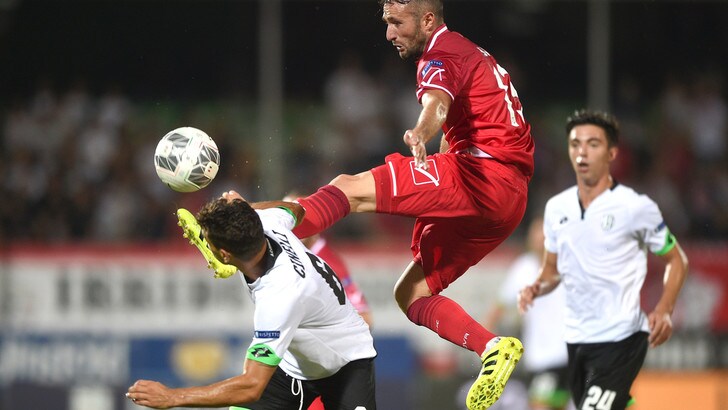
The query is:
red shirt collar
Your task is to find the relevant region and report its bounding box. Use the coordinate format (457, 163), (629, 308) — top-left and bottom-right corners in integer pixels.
(424, 24), (449, 54)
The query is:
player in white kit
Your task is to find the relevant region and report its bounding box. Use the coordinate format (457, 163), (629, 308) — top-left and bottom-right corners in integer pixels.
(126, 190), (377, 410)
(518, 109), (688, 410)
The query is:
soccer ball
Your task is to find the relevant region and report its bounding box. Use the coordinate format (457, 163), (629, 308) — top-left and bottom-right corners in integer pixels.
(154, 127), (221, 192)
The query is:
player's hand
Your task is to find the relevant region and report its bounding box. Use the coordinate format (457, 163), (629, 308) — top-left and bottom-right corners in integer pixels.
(222, 190), (245, 202)
(403, 130), (428, 170)
(647, 309), (674, 347)
(517, 283), (540, 314)
(126, 380), (175, 409)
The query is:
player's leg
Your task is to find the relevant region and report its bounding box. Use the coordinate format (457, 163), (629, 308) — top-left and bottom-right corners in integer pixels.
(392, 255), (521, 410)
(292, 170), (377, 238)
(405, 217), (525, 410)
(394, 260), (496, 355)
(316, 358), (377, 410)
(330, 170), (378, 213)
(292, 151), (478, 238)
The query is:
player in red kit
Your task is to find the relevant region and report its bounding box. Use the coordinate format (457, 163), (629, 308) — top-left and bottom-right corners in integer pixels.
(248, 1), (533, 408)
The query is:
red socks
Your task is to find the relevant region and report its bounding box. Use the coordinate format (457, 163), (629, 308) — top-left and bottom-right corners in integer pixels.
(292, 185), (351, 238)
(294, 186), (494, 355)
(407, 295), (495, 355)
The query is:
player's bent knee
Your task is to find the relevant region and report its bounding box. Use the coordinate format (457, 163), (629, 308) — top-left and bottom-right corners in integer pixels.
(392, 282), (409, 313)
(330, 173), (377, 213)
(393, 283), (423, 315)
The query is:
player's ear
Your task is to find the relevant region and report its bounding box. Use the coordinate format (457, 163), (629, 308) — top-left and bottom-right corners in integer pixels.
(608, 146), (618, 162)
(219, 249), (232, 264)
(422, 11), (436, 30)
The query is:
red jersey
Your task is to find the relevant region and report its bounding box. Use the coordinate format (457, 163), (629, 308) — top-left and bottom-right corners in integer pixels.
(416, 25), (534, 178)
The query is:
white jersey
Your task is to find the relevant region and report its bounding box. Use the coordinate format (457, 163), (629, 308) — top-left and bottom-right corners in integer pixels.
(499, 252), (568, 371)
(241, 208), (376, 380)
(544, 183), (675, 344)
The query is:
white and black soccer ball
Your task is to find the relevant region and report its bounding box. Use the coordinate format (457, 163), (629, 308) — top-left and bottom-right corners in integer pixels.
(154, 127), (221, 192)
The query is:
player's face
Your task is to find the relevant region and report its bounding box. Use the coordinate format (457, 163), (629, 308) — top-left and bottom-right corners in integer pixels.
(382, 3), (428, 60)
(568, 124), (617, 187)
(202, 228), (229, 265)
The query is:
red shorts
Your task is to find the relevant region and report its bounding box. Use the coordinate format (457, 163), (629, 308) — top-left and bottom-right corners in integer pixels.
(371, 152), (528, 294)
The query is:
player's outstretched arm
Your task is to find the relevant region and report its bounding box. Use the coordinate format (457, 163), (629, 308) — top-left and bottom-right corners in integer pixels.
(126, 360), (276, 408)
(222, 190), (305, 225)
(404, 89), (451, 169)
(648, 242), (688, 348)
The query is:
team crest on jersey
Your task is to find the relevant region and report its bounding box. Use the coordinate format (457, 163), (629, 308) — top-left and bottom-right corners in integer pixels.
(601, 214), (615, 231)
(254, 330), (281, 339)
(421, 60), (443, 77)
(409, 159), (440, 186)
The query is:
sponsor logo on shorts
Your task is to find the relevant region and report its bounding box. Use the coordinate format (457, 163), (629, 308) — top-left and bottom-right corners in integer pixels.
(409, 159), (440, 186)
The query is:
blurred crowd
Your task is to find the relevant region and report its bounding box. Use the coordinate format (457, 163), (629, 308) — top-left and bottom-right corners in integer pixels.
(1, 81), (168, 243)
(1, 61), (726, 245)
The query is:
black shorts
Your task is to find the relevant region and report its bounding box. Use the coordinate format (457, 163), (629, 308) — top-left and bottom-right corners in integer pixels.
(239, 358), (376, 410)
(567, 331), (648, 410)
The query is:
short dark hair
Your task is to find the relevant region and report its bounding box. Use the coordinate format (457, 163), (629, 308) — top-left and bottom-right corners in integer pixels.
(379, 0), (444, 20)
(196, 198), (264, 260)
(565, 109), (620, 147)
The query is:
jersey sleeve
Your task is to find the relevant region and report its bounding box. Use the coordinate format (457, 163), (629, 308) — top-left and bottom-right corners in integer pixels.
(631, 194), (677, 255)
(257, 207), (296, 231)
(246, 283), (306, 366)
(416, 54), (462, 102)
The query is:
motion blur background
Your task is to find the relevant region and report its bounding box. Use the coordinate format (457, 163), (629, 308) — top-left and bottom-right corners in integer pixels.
(1, 0), (726, 409)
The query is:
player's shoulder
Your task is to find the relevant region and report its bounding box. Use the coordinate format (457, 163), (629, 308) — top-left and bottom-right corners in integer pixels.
(263, 262), (311, 299)
(611, 182), (638, 197)
(427, 28), (478, 58)
(612, 183), (658, 208)
(543, 187), (578, 226)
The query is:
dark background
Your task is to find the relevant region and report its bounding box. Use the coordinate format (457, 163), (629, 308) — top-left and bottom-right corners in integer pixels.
(1, 0), (726, 104)
(0, 0), (726, 242)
